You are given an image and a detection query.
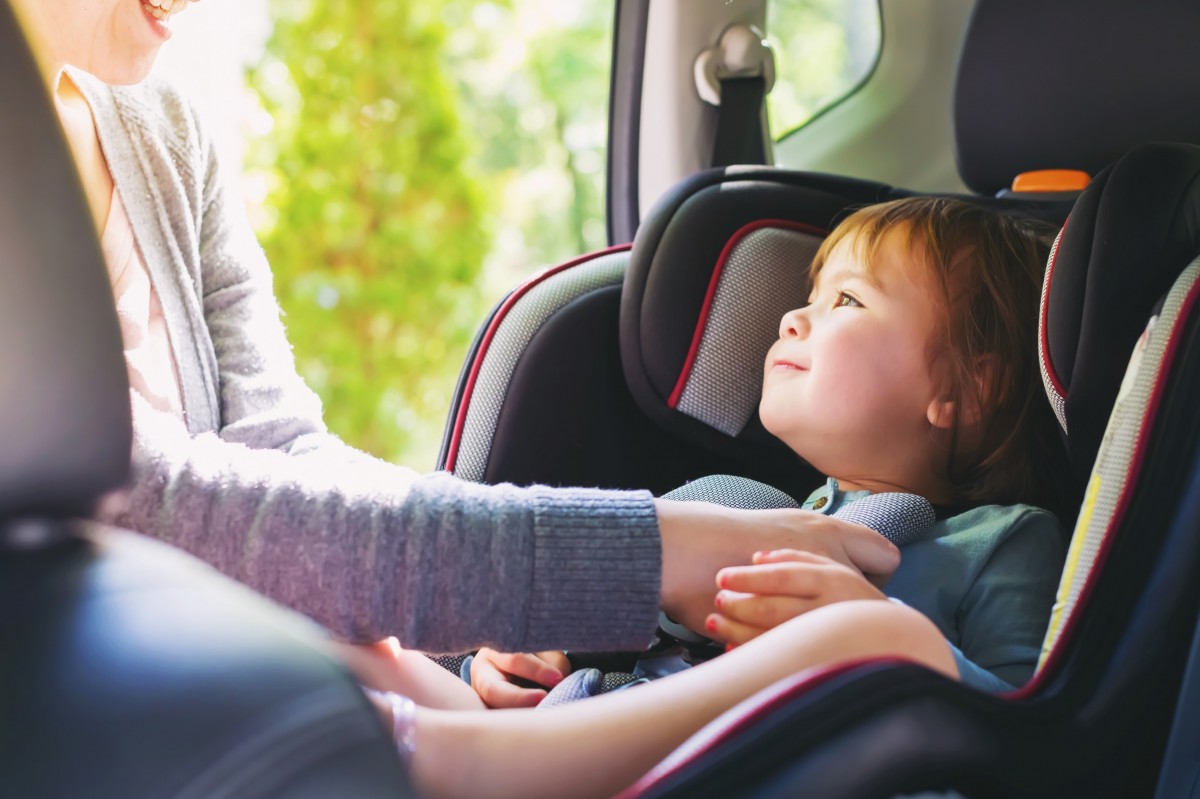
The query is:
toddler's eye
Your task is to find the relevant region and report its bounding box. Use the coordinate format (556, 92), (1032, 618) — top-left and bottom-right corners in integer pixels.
(835, 292), (862, 308)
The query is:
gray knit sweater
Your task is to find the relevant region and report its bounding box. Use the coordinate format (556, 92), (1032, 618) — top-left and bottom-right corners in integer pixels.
(74, 68), (661, 654)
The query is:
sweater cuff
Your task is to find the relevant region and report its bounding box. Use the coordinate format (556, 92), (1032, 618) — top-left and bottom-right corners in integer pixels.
(526, 488), (662, 652)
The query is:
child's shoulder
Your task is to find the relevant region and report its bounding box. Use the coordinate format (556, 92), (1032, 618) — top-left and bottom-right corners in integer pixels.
(932, 503), (1065, 553)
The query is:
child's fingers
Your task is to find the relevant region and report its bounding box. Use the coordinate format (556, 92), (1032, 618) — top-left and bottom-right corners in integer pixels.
(717, 561), (827, 595)
(705, 612), (768, 646)
(714, 589), (813, 630)
(471, 657), (549, 709)
(534, 650), (573, 676)
(478, 649), (565, 688)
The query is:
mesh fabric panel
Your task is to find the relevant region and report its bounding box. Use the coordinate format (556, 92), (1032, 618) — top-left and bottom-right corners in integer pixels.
(1039, 258), (1200, 666)
(454, 252), (628, 482)
(676, 228), (820, 435)
(662, 473), (800, 509)
(832, 493), (935, 547)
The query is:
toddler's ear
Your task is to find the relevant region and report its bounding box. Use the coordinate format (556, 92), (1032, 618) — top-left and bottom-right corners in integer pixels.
(927, 355), (998, 430)
(926, 395), (957, 430)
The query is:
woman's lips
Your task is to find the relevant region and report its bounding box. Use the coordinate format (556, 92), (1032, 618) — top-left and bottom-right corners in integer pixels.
(142, 0), (186, 23)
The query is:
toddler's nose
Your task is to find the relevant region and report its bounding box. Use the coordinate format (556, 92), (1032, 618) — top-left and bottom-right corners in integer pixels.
(778, 307), (809, 339)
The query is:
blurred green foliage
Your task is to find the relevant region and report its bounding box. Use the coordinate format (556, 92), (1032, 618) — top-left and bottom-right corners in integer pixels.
(243, 0), (871, 468)
(246, 1), (612, 468)
(767, 0), (881, 140)
(436, 2), (613, 291)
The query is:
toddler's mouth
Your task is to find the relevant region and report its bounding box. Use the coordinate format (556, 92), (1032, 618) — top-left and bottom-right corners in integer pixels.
(771, 359), (808, 372)
(143, 0), (187, 23)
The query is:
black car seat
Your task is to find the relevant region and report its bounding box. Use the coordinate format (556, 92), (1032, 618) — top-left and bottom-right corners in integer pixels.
(616, 141), (1200, 798)
(437, 168), (1072, 496)
(434, 3), (1200, 797)
(0, 6), (411, 797)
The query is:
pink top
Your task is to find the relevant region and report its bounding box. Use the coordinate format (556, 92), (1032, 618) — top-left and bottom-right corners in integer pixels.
(101, 188), (185, 418)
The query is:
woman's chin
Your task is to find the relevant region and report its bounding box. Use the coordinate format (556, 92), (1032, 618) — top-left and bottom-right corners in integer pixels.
(85, 55), (160, 86)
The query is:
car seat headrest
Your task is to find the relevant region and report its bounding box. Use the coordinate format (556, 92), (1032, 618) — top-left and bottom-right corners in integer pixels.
(1038, 142), (1200, 506)
(621, 167), (1074, 475)
(0, 7), (131, 521)
(620, 167), (897, 470)
(954, 0), (1200, 195)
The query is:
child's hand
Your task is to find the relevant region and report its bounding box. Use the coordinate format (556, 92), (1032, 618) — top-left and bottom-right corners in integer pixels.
(330, 637), (485, 710)
(705, 550), (888, 646)
(470, 648), (573, 708)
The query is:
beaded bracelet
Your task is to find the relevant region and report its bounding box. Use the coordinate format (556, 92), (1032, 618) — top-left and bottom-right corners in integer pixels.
(366, 689), (417, 763)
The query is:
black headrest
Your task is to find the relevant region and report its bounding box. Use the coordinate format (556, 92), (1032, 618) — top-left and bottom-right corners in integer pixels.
(620, 168), (895, 481)
(620, 167), (1073, 484)
(1039, 142), (1200, 504)
(954, 0), (1200, 195)
(0, 6), (131, 519)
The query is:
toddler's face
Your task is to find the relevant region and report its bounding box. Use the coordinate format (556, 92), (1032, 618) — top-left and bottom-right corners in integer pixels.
(759, 231), (947, 483)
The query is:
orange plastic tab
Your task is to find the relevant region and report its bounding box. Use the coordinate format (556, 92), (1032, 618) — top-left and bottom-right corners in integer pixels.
(1011, 169), (1091, 193)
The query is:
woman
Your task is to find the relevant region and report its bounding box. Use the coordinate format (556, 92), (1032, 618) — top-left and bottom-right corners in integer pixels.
(9, 0), (895, 655)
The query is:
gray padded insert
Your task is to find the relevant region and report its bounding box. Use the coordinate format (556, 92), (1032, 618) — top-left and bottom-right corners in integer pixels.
(676, 228), (821, 435)
(454, 252), (629, 482)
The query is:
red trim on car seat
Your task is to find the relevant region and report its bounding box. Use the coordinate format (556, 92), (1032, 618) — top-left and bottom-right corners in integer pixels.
(1012, 273), (1200, 700)
(617, 657), (910, 798)
(1040, 217), (1070, 399)
(444, 244), (633, 473)
(666, 220), (827, 409)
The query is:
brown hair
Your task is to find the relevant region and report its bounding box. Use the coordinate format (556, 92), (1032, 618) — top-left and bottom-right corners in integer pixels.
(810, 197), (1067, 511)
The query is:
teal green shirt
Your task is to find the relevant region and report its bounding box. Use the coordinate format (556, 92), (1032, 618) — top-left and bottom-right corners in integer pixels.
(803, 478), (1066, 691)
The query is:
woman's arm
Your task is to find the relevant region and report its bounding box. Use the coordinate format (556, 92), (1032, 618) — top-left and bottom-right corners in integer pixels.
(93, 118), (665, 653)
(103, 396), (662, 653)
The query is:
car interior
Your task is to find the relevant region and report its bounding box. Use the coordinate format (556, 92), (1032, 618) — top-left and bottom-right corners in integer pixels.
(5, 0), (1200, 797)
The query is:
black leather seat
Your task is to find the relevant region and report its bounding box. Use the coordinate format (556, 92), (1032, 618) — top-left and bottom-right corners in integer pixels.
(0, 6), (411, 797)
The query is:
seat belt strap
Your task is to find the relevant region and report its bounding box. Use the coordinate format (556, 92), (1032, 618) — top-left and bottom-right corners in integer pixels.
(712, 75), (769, 167)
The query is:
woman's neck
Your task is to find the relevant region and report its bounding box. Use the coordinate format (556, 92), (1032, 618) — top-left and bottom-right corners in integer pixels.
(53, 70), (115, 233)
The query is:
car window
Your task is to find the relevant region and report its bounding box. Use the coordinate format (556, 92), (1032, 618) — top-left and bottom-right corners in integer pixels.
(766, 0), (882, 141)
(172, 0), (616, 468)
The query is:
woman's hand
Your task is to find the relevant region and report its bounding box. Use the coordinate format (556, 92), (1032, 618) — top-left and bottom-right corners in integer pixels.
(704, 549), (890, 646)
(655, 500), (900, 635)
(470, 648), (573, 709)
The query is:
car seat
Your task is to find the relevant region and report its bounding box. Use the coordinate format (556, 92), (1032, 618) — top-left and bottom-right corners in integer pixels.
(436, 3), (1200, 796)
(437, 168), (1072, 496)
(616, 141), (1200, 798)
(0, 6), (411, 797)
